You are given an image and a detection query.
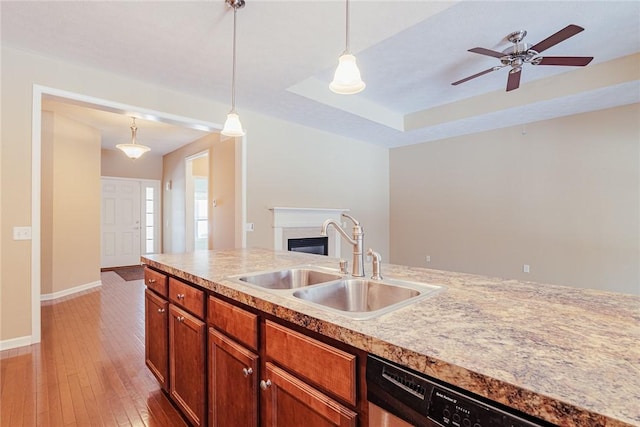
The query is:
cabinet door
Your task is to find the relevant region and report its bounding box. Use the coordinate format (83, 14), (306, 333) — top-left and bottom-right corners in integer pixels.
(145, 289), (168, 391)
(169, 304), (206, 427)
(209, 328), (259, 427)
(261, 362), (357, 427)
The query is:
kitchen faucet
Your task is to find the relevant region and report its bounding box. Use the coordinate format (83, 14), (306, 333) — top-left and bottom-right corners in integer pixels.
(320, 213), (365, 277)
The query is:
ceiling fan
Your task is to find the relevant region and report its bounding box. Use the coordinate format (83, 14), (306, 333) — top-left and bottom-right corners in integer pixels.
(452, 24), (594, 91)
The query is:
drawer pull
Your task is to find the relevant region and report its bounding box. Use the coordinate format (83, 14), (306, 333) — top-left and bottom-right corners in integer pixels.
(177, 293), (185, 300)
(157, 308), (165, 313)
(259, 379), (272, 390)
(242, 367), (253, 377)
(177, 316), (185, 322)
(147, 278), (156, 284)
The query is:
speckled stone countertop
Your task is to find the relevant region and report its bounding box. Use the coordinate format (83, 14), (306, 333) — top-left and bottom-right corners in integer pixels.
(142, 248), (640, 427)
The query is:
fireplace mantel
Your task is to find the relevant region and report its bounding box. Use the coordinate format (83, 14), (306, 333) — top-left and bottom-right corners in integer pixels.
(270, 207), (349, 257)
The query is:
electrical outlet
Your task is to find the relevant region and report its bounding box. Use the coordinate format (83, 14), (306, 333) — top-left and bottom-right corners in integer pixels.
(523, 264), (530, 273)
(425, 255), (431, 263)
(13, 226), (32, 240)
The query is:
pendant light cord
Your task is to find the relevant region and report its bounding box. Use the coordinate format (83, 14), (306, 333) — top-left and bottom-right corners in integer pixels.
(231, 6), (237, 113)
(130, 118), (137, 144)
(345, 0), (350, 53)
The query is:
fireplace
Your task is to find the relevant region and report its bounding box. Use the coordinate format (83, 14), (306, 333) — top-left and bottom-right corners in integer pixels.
(270, 207), (348, 258)
(287, 236), (329, 256)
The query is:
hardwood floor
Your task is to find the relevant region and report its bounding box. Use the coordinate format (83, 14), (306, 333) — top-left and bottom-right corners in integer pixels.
(0, 272), (188, 427)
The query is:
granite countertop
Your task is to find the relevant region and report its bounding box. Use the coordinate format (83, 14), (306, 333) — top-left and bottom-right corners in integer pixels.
(142, 248), (640, 427)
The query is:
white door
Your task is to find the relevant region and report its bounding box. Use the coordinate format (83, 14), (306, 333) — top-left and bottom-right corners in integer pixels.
(101, 178), (141, 267)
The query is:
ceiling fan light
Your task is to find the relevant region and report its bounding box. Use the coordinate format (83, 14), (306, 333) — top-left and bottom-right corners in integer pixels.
(221, 112), (245, 137)
(116, 143), (151, 160)
(330, 53), (365, 94)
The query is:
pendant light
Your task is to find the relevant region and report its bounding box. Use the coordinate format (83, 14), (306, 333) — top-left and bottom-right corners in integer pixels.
(221, 0), (246, 137)
(116, 117), (150, 160)
(330, 0), (365, 94)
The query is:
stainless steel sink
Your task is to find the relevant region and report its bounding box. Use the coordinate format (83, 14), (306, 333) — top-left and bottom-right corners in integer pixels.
(292, 278), (443, 320)
(233, 266), (342, 290)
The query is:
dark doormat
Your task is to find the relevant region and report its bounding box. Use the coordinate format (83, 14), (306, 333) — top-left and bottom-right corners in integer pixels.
(101, 265), (145, 281)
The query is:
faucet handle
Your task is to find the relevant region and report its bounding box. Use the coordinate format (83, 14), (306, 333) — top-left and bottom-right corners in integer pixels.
(339, 260), (349, 275)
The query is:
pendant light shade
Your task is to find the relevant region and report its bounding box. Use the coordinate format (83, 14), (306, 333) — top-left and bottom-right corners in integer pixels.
(221, 0), (246, 137)
(330, 0), (365, 94)
(116, 117), (150, 160)
(330, 53), (365, 94)
(222, 112), (244, 137)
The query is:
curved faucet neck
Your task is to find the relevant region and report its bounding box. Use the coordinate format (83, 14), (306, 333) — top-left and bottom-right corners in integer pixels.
(321, 219), (356, 245)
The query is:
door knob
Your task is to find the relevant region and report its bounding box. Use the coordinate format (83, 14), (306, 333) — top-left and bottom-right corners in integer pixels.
(242, 367), (253, 377)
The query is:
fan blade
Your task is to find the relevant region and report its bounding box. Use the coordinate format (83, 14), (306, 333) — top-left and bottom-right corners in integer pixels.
(506, 69), (521, 91)
(536, 56), (593, 66)
(468, 47), (505, 58)
(451, 67), (501, 86)
(530, 24), (585, 53)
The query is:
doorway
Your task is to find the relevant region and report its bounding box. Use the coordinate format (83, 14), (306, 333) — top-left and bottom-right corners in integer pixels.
(30, 85), (248, 344)
(185, 151), (210, 252)
(100, 177), (161, 268)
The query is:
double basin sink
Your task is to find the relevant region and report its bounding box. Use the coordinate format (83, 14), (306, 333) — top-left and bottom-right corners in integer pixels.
(228, 266), (443, 320)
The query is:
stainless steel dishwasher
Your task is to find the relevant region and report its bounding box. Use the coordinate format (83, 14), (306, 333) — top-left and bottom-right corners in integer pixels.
(367, 355), (552, 427)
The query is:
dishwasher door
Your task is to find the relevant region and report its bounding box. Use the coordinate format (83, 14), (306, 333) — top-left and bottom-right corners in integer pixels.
(369, 402), (415, 427)
(367, 355), (550, 427)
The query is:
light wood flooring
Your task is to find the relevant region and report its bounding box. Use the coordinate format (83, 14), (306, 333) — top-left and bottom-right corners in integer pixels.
(0, 272), (187, 426)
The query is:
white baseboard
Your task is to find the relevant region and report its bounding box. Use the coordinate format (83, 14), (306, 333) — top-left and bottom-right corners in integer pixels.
(0, 335), (32, 351)
(40, 280), (102, 301)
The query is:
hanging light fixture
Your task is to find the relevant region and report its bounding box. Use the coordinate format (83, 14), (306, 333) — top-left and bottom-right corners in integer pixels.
(116, 117), (150, 160)
(221, 0), (246, 137)
(330, 0), (365, 94)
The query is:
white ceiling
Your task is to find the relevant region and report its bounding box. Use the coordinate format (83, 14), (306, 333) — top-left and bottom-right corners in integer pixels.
(2, 1), (639, 153)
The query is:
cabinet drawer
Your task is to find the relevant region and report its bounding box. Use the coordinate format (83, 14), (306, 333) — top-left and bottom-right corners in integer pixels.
(208, 296), (258, 351)
(265, 321), (357, 405)
(169, 278), (205, 319)
(144, 267), (168, 297)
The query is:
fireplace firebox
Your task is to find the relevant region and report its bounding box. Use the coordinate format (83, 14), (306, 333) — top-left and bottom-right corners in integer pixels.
(287, 237), (329, 256)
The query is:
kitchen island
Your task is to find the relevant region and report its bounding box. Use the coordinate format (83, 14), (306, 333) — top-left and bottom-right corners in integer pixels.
(142, 248), (639, 427)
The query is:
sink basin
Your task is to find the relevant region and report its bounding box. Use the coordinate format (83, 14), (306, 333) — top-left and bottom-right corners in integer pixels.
(234, 266), (342, 290)
(292, 278), (442, 319)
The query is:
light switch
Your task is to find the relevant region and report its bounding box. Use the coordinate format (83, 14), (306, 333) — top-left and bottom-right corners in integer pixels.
(13, 226), (32, 240)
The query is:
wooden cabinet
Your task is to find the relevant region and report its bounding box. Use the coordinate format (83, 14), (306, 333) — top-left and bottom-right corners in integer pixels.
(261, 321), (359, 426)
(145, 269), (364, 427)
(208, 296), (259, 427)
(169, 304), (206, 427)
(264, 321), (357, 406)
(144, 289), (169, 391)
(261, 362), (357, 427)
(208, 328), (259, 427)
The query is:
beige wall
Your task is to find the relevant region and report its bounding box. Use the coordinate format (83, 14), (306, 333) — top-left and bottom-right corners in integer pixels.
(101, 148), (163, 180)
(41, 112), (54, 295)
(41, 112), (101, 295)
(51, 114), (101, 293)
(211, 137), (236, 250)
(390, 103), (640, 295)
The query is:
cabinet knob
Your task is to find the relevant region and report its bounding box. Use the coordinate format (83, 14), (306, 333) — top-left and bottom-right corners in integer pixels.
(177, 293), (185, 299)
(157, 308), (165, 313)
(259, 379), (272, 390)
(147, 278), (156, 284)
(177, 316), (185, 322)
(242, 367), (253, 377)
